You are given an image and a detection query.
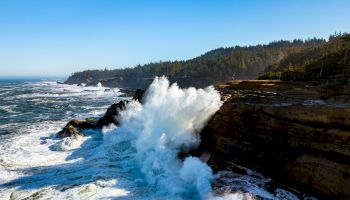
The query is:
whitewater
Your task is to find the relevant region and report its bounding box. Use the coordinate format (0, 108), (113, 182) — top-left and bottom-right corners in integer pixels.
(0, 77), (314, 200)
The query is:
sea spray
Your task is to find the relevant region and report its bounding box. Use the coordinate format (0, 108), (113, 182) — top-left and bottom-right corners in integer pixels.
(0, 79), (316, 199)
(104, 76), (222, 199)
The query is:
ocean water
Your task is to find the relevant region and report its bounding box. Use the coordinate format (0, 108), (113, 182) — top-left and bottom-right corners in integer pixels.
(0, 77), (315, 200)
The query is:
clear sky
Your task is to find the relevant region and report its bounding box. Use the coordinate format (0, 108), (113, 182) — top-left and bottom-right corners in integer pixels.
(0, 0), (349, 77)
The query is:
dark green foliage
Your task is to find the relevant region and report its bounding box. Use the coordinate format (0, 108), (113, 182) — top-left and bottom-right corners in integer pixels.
(66, 38), (326, 88)
(259, 33), (350, 82)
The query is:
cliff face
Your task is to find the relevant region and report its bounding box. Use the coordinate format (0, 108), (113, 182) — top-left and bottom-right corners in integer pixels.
(204, 80), (350, 199)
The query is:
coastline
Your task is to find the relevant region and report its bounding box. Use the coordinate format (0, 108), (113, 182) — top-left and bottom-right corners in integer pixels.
(59, 79), (350, 199)
(203, 80), (350, 199)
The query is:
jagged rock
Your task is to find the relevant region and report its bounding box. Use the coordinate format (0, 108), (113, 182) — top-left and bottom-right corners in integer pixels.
(96, 100), (127, 128)
(132, 89), (144, 102)
(56, 117), (98, 138)
(96, 89), (144, 128)
(57, 124), (86, 138)
(201, 80), (350, 199)
(57, 89), (145, 137)
(66, 118), (98, 129)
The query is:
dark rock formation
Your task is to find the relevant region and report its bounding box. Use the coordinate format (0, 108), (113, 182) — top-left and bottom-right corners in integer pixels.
(202, 80), (350, 199)
(96, 89), (144, 128)
(57, 124), (86, 138)
(57, 117), (99, 138)
(132, 89), (144, 103)
(96, 101), (127, 128)
(66, 118), (98, 129)
(57, 89), (145, 138)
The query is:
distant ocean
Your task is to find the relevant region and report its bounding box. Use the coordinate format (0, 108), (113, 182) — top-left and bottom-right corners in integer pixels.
(0, 77), (313, 200)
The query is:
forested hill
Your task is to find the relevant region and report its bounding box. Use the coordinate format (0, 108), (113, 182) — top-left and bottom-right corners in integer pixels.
(65, 38), (326, 89)
(259, 33), (350, 83)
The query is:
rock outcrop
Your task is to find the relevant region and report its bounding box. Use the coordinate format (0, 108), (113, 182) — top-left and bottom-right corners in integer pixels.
(57, 89), (144, 138)
(57, 124), (86, 138)
(57, 117), (98, 138)
(132, 89), (145, 103)
(96, 101), (127, 128)
(203, 80), (350, 199)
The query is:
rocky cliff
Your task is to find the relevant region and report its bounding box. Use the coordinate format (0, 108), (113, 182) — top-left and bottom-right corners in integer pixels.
(203, 80), (350, 199)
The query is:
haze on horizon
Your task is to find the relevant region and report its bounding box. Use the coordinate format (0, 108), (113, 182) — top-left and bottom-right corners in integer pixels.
(0, 0), (349, 77)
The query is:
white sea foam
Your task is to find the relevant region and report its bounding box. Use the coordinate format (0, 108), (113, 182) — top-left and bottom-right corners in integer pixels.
(103, 76), (222, 199)
(0, 77), (312, 200)
(96, 82), (103, 88)
(51, 136), (89, 151)
(0, 119), (128, 200)
(209, 193), (257, 200)
(4, 82), (121, 101)
(0, 121), (70, 183)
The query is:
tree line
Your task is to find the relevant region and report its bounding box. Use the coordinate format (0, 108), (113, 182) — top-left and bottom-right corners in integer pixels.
(259, 33), (350, 83)
(65, 37), (328, 88)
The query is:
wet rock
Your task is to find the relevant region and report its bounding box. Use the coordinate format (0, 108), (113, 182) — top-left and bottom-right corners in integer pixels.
(202, 80), (350, 199)
(96, 100), (127, 128)
(57, 117), (98, 138)
(66, 118), (98, 129)
(96, 89), (144, 128)
(57, 89), (145, 137)
(132, 89), (144, 102)
(57, 124), (86, 138)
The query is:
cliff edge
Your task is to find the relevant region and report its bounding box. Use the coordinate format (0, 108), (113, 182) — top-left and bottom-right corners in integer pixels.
(204, 80), (350, 199)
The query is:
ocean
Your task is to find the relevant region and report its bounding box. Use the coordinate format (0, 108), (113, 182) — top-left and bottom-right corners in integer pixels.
(0, 77), (314, 200)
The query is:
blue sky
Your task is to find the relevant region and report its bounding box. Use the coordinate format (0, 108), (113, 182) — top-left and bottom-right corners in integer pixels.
(0, 0), (349, 77)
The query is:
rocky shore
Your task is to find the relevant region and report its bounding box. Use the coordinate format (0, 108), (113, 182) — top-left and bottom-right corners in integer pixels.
(57, 89), (144, 138)
(58, 80), (350, 199)
(204, 80), (350, 199)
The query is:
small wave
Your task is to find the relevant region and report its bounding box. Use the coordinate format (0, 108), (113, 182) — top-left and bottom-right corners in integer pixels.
(0, 105), (18, 113)
(4, 86), (121, 101)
